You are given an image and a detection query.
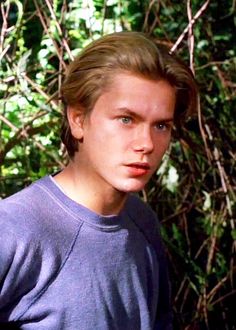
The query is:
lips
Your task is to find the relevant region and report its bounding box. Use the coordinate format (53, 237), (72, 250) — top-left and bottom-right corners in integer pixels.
(127, 162), (150, 169)
(125, 162), (151, 176)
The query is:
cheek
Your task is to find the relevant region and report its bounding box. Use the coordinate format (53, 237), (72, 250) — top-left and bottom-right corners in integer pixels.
(98, 125), (128, 149)
(93, 120), (116, 140)
(154, 136), (171, 156)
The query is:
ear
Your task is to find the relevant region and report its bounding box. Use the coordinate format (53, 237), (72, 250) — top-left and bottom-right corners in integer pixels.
(67, 106), (85, 140)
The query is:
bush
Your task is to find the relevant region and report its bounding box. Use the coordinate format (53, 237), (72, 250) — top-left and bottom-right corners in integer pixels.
(0, 0), (235, 328)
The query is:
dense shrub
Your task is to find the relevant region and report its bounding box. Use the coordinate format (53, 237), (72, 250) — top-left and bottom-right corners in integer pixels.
(0, 1), (235, 328)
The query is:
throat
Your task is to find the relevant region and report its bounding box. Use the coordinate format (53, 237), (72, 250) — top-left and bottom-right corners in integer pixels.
(53, 165), (127, 216)
(96, 190), (127, 216)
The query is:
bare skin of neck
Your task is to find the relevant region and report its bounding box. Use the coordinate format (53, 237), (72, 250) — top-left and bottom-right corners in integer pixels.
(54, 158), (127, 216)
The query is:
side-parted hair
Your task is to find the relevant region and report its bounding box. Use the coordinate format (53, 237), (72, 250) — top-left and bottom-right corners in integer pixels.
(61, 31), (198, 158)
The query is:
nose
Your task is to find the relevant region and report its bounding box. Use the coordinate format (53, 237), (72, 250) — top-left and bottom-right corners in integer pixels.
(133, 126), (154, 154)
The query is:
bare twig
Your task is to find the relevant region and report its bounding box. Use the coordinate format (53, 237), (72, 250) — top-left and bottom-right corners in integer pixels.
(0, 1), (10, 60)
(174, 276), (188, 303)
(197, 97), (212, 162)
(206, 213), (218, 274)
(205, 124), (233, 216)
(143, 0), (158, 32)
(33, 0), (67, 69)
(211, 290), (236, 307)
(187, 0), (195, 74)
(196, 58), (236, 70)
(0, 114), (64, 167)
(44, 0), (74, 61)
(0, 2), (9, 52)
(24, 75), (58, 110)
(206, 267), (236, 303)
(170, 0), (211, 53)
(183, 213), (191, 256)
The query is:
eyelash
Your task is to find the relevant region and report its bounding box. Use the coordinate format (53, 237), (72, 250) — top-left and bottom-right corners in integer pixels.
(119, 117), (172, 131)
(155, 123), (169, 131)
(119, 116), (132, 124)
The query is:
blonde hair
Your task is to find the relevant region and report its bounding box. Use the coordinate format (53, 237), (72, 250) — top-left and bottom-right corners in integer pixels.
(61, 31), (198, 157)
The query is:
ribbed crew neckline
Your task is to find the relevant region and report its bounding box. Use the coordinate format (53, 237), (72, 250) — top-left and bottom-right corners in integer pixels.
(35, 175), (130, 230)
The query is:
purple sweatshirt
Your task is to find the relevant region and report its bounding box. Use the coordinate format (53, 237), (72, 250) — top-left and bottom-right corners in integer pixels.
(0, 176), (172, 329)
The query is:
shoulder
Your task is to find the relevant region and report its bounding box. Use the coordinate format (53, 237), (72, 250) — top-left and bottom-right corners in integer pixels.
(0, 176), (46, 211)
(0, 176), (71, 234)
(0, 175), (66, 229)
(0, 185), (44, 312)
(0, 176), (79, 252)
(126, 195), (172, 326)
(125, 194), (166, 257)
(126, 194), (159, 227)
(0, 177), (48, 236)
(0, 175), (51, 209)
(0, 177), (79, 313)
(0, 175), (81, 251)
(0, 177), (53, 271)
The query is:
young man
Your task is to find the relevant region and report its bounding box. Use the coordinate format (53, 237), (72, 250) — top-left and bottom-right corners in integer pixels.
(0, 32), (197, 329)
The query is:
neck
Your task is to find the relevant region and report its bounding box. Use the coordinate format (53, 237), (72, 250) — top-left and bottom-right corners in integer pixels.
(54, 160), (127, 216)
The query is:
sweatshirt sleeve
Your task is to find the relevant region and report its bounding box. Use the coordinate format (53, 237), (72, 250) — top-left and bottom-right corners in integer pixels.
(153, 249), (173, 330)
(0, 209), (42, 321)
(127, 195), (173, 330)
(0, 184), (77, 323)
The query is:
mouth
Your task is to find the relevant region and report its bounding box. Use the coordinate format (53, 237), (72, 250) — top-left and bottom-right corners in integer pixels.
(127, 162), (150, 170)
(125, 162), (151, 176)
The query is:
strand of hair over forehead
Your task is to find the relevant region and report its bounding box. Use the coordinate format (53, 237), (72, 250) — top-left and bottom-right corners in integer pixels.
(73, 31), (168, 78)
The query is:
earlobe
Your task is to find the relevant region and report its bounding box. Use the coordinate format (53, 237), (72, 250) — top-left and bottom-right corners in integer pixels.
(67, 106), (85, 140)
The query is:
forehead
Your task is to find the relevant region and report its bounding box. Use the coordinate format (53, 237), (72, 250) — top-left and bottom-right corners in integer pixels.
(106, 71), (175, 97)
(91, 72), (176, 120)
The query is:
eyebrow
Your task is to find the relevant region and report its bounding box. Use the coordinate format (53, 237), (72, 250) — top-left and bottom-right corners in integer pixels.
(115, 107), (174, 122)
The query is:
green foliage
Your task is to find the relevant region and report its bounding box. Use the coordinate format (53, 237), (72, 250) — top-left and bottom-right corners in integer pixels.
(0, 0), (235, 328)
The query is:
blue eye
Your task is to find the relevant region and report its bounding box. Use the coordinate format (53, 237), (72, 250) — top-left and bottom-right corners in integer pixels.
(120, 117), (132, 124)
(156, 123), (167, 130)
(155, 123), (173, 131)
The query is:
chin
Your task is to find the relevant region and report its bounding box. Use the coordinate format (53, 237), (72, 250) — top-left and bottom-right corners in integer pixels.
(116, 180), (147, 193)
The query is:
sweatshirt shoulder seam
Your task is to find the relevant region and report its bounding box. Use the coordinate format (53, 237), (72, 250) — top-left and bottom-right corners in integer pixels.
(35, 182), (84, 224)
(16, 221), (84, 321)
